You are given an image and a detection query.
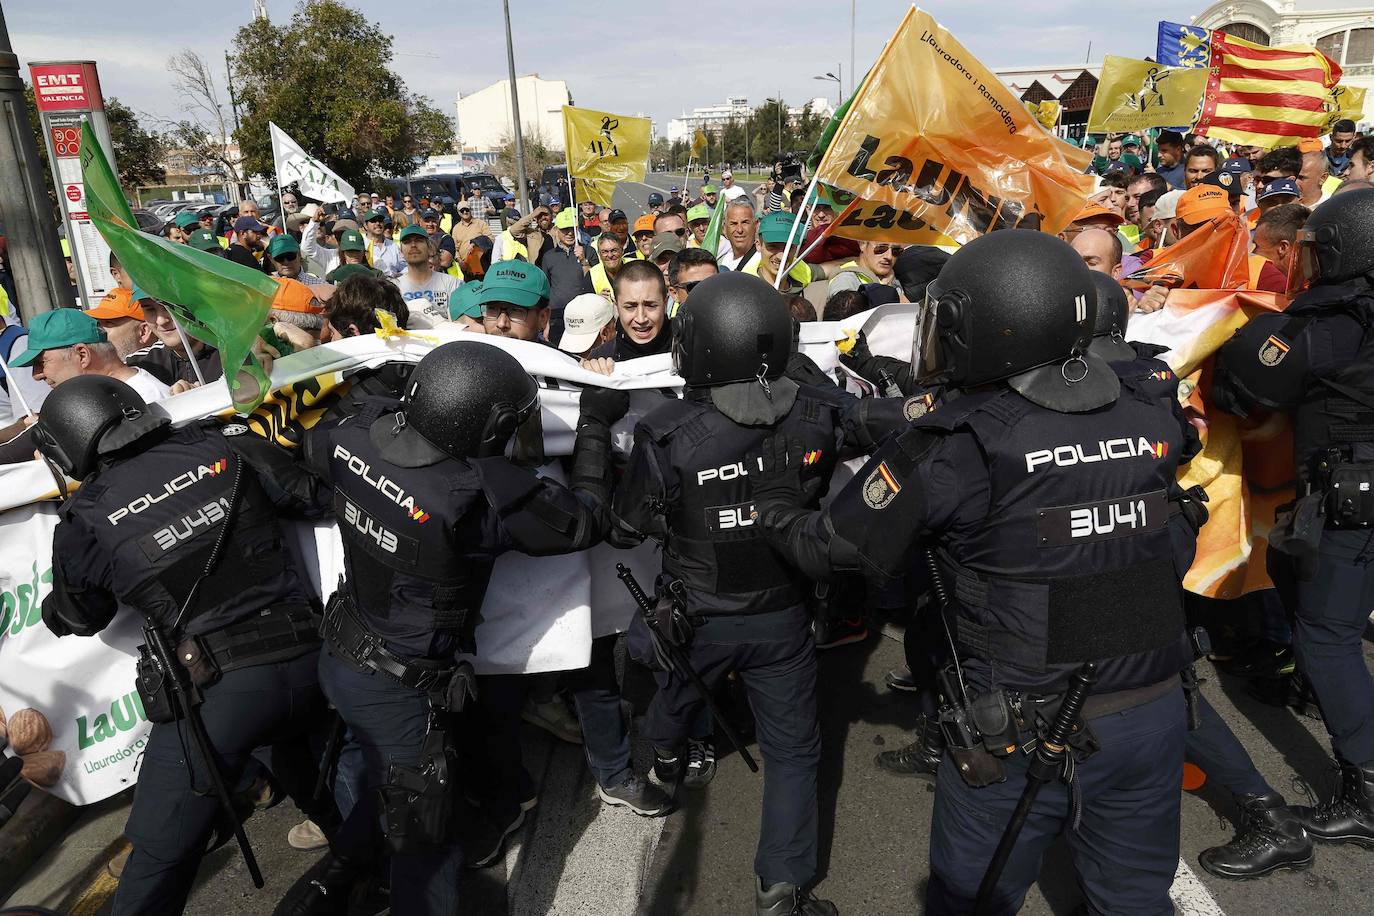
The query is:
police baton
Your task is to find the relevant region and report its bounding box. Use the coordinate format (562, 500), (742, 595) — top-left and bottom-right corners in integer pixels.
(616, 564), (759, 773)
(973, 661), (1096, 916)
(144, 622), (265, 889)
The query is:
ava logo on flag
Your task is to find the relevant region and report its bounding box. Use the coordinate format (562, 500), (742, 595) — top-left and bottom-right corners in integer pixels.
(1177, 26), (1211, 67)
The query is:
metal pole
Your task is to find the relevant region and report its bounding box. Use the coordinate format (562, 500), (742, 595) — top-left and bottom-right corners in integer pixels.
(0, 7), (77, 320)
(838, 63), (844, 105)
(850, 0), (856, 99)
(502, 0), (530, 215)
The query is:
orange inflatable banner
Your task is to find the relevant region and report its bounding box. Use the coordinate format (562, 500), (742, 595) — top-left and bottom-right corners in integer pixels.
(1126, 210), (1250, 291)
(813, 7), (1094, 245)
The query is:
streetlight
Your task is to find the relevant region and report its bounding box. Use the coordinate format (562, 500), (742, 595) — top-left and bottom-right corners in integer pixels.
(814, 67), (841, 105)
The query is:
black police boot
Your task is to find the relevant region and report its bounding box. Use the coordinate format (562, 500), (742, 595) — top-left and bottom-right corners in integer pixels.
(874, 715), (944, 779)
(272, 852), (359, 916)
(755, 877), (839, 916)
(1197, 792), (1313, 879)
(1293, 761), (1374, 847)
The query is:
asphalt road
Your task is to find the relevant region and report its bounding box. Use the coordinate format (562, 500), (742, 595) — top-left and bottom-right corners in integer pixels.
(6, 619), (1373, 915)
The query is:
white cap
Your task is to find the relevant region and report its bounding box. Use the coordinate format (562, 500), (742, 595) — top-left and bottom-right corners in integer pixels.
(721, 170), (734, 179)
(1153, 189), (1185, 221)
(558, 293), (616, 354)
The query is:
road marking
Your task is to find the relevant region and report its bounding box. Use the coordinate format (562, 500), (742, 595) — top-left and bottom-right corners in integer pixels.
(64, 838), (129, 916)
(1170, 857), (1226, 915)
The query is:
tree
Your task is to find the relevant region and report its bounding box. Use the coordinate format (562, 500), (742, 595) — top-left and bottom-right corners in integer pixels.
(493, 125), (560, 186)
(166, 49), (246, 195)
(106, 99), (166, 191)
(230, 0), (454, 190)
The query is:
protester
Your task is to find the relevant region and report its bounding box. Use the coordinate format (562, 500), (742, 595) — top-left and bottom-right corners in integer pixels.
(1345, 135), (1374, 183)
(718, 198), (759, 271)
(581, 260), (671, 372)
(127, 291), (224, 387)
(557, 292), (617, 358)
(538, 210), (594, 341)
(322, 273), (409, 339)
(1250, 203), (1310, 287)
(394, 224), (463, 329)
(452, 202), (492, 266)
(826, 241), (900, 296)
(269, 234), (324, 286)
(226, 216), (275, 273)
(83, 287), (154, 359)
(1298, 150), (1331, 208)
(1256, 177), (1301, 216)
(1326, 119), (1358, 177)
(590, 232), (625, 299)
(719, 170), (748, 201)
(480, 260), (551, 342)
(10, 309), (170, 402)
(1155, 130), (1188, 189)
(630, 214), (656, 260)
(362, 209), (404, 277)
(1070, 227), (1124, 278)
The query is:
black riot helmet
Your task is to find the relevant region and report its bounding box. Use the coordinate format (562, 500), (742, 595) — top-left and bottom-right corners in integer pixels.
(1296, 188), (1374, 288)
(33, 375), (171, 480)
(374, 341), (541, 467)
(1087, 271), (1136, 362)
(672, 272), (792, 387)
(917, 230), (1119, 412)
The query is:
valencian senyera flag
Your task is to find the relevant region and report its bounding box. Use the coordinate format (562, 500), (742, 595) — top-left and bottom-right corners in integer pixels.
(270, 122), (354, 204)
(563, 106), (651, 185)
(80, 121), (282, 413)
(1087, 56), (1208, 134)
(812, 7), (1093, 246)
(1158, 23), (1343, 147)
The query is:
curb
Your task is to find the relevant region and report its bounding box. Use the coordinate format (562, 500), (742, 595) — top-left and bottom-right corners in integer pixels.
(0, 788), (78, 901)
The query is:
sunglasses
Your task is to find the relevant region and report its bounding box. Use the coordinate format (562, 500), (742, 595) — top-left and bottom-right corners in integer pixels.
(673, 279), (705, 294)
(275, 253), (298, 263)
(872, 244), (905, 256)
(670, 228), (687, 237)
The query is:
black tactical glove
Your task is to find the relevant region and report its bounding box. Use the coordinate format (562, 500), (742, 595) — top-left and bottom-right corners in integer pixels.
(838, 329), (873, 369)
(579, 385), (630, 428)
(748, 433), (804, 522)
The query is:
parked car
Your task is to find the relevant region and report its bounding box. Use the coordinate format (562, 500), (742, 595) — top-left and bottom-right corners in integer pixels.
(383, 172), (508, 211)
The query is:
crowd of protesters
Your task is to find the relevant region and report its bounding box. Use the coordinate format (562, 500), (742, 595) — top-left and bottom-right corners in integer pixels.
(2, 112), (1374, 916)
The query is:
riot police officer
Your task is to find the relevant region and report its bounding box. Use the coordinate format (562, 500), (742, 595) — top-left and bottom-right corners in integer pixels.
(752, 230), (1205, 914)
(284, 340), (624, 915)
(1214, 188), (1374, 850)
(36, 376), (330, 915)
(614, 272), (851, 916)
(1091, 270), (1314, 879)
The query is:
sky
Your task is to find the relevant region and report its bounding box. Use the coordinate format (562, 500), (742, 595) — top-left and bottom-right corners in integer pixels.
(7, 0), (1204, 136)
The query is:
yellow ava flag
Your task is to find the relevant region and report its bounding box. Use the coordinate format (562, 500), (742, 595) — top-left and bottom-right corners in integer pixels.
(1024, 99), (1060, 131)
(577, 177), (616, 207)
(813, 7), (1093, 245)
(1326, 84), (1368, 132)
(1087, 55), (1209, 133)
(692, 130), (708, 156)
(563, 105), (651, 186)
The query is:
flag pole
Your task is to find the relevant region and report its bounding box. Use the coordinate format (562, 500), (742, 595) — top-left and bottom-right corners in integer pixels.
(0, 346), (34, 418)
(772, 174), (820, 290)
(169, 315), (208, 387)
(682, 153), (693, 200)
(269, 123), (287, 235)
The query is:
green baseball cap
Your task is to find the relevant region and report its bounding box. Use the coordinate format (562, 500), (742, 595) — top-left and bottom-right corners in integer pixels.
(173, 210), (202, 229)
(267, 233), (301, 258)
(700, 184), (718, 194)
(478, 260), (550, 308)
(326, 263), (382, 284)
(449, 280), (483, 320)
(337, 228), (367, 252)
(758, 211), (797, 244)
(364, 208), (388, 223)
(10, 309), (106, 367)
(397, 224), (429, 242)
(687, 204), (711, 223)
(187, 228), (221, 252)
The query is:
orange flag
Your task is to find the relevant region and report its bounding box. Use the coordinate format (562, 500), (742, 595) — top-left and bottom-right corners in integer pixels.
(812, 7), (1093, 245)
(1125, 210), (1250, 291)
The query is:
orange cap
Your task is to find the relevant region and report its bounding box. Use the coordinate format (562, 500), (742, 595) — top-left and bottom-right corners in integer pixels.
(1175, 185), (1231, 224)
(1072, 201), (1125, 227)
(271, 277), (325, 314)
(633, 214), (657, 234)
(83, 286), (145, 321)
(1296, 138), (1323, 154)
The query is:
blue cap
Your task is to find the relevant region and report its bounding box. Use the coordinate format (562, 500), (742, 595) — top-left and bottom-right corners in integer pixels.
(647, 192), (664, 206)
(233, 215), (267, 232)
(1258, 176), (1301, 201)
(1222, 157), (1252, 175)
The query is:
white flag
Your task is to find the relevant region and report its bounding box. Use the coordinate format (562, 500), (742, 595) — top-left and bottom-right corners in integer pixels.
(269, 122), (354, 204)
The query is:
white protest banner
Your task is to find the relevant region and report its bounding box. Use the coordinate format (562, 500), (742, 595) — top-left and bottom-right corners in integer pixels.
(270, 122), (355, 205)
(0, 310), (916, 803)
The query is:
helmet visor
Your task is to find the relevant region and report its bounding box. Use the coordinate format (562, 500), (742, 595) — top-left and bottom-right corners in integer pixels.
(1293, 227), (1324, 293)
(914, 287), (948, 385)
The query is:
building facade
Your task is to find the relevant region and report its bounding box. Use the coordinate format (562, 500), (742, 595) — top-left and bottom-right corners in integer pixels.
(994, 65), (1103, 139)
(666, 96), (836, 144)
(1193, 0), (1374, 124)
(454, 74), (572, 155)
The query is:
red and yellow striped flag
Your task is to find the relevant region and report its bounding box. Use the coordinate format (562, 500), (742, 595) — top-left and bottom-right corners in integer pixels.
(1194, 32), (1342, 147)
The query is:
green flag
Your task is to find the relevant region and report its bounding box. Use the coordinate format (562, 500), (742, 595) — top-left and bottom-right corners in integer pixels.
(79, 121), (278, 412)
(701, 190), (727, 256)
